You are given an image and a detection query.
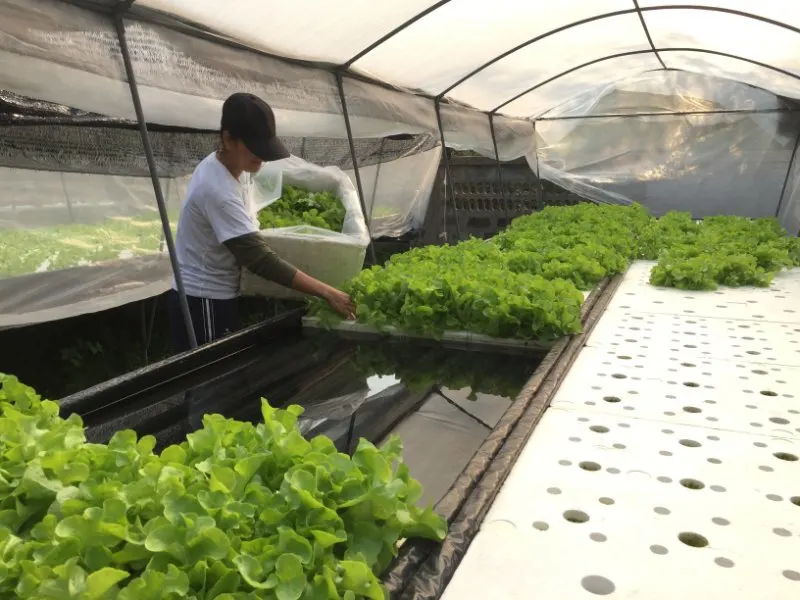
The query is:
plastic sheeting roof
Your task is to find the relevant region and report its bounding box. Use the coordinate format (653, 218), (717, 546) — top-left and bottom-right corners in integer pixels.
(119, 0), (800, 118)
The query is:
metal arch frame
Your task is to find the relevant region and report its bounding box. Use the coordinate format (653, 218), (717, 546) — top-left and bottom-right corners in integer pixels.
(434, 99), (463, 242)
(334, 71), (378, 265)
(491, 48), (800, 114)
(430, 5), (800, 102)
(58, 2), (800, 112)
(632, 0), (666, 70)
(342, 0), (453, 69)
(338, 3), (800, 222)
(112, 4), (197, 350)
(54, 0), (800, 266)
(497, 47), (800, 216)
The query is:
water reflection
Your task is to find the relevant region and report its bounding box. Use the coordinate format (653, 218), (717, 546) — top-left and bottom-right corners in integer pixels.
(83, 334), (541, 506)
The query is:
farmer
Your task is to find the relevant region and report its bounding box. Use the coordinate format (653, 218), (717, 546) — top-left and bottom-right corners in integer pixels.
(167, 92), (355, 352)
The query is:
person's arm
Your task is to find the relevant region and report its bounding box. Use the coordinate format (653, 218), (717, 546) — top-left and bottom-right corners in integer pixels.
(224, 233), (356, 318)
(223, 232), (297, 288)
(206, 190), (355, 318)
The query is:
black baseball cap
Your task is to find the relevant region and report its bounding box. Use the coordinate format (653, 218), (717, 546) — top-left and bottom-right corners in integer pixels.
(221, 92), (290, 162)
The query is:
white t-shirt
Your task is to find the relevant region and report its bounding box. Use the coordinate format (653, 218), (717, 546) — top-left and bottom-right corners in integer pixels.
(171, 153), (259, 299)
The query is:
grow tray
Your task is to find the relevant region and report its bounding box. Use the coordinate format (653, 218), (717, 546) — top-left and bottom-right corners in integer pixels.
(301, 290), (592, 356)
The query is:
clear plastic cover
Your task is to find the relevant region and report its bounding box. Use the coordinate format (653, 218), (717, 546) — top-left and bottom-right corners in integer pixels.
(777, 146), (800, 236)
(504, 53), (664, 118)
(351, 0), (630, 96)
(347, 145), (443, 238)
(0, 166), (184, 328)
(543, 70), (786, 120)
(535, 71), (800, 224)
(447, 12), (650, 112)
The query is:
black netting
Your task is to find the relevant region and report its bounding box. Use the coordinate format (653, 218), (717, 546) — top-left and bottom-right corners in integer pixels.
(0, 91), (439, 176)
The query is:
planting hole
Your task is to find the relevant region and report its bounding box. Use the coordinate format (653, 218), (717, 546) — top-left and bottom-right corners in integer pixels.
(599, 497), (615, 506)
(774, 528), (791, 537)
(678, 532), (709, 548)
(767, 494), (783, 502)
(581, 575), (615, 596)
(603, 396), (621, 403)
(715, 557), (734, 568)
(611, 373), (627, 379)
(590, 533), (607, 542)
(683, 381), (700, 388)
(770, 417), (790, 425)
(590, 425), (610, 434)
(774, 452), (798, 462)
(679, 439), (701, 448)
(783, 570), (800, 582)
(712, 517), (730, 526)
(533, 521), (549, 531)
(790, 496), (800, 507)
(547, 487), (562, 495)
(654, 507), (670, 515)
(761, 390), (778, 397)
(650, 545), (668, 555)
(580, 461), (602, 472)
(683, 406), (701, 413)
(680, 478), (705, 490)
(563, 510), (589, 524)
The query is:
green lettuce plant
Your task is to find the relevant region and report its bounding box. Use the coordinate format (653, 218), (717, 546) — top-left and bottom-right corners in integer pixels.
(0, 374), (446, 599)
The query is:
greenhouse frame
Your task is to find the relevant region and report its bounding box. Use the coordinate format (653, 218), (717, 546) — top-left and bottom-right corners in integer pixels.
(3, 3), (800, 599)
(2, 0), (800, 336)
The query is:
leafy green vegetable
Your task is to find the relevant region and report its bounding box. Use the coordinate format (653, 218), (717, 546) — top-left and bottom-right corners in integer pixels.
(648, 215), (798, 290)
(258, 186), (346, 232)
(310, 203), (800, 339)
(0, 373), (446, 599)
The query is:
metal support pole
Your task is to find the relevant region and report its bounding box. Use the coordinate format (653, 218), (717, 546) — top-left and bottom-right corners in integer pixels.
(533, 120), (544, 210)
(434, 99), (462, 242)
(775, 130), (800, 220)
(368, 137), (386, 229)
(488, 113), (510, 224)
(60, 173), (76, 223)
(345, 411), (359, 455)
(115, 13), (197, 349)
(335, 72), (378, 265)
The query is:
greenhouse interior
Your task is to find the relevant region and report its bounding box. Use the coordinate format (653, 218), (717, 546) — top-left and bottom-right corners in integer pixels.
(1, 0), (799, 598)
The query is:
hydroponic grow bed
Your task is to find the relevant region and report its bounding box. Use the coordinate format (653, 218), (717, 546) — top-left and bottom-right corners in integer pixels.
(440, 261), (800, 600)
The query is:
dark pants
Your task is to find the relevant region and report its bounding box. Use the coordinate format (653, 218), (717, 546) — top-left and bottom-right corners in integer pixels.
(168, 289), (238, 353)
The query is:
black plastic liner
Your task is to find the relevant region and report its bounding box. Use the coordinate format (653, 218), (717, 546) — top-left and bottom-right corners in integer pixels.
(59, 307), (305, 417)
(381, 276), (623, 599)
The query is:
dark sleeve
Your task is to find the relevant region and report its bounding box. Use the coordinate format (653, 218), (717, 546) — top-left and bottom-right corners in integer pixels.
(224, 232), (298, 289)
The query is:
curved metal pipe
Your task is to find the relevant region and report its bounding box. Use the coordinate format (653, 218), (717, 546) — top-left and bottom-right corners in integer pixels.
(491, 47), (800, 114)
(436, 5), (800, 100)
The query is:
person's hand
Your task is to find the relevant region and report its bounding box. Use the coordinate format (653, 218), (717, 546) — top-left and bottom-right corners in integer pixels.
(323, 288), (356, 320)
